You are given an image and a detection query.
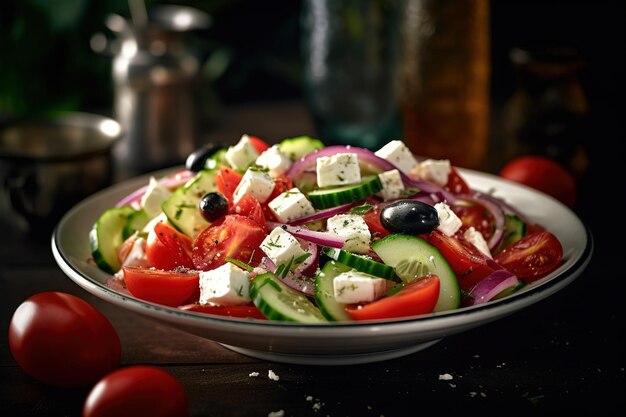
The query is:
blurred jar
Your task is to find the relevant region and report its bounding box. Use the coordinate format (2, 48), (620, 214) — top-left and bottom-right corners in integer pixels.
(301, 0), (403, 149)
(93, 6), (211, 180)
(500, 47), (589, 178)
(401, 0), (490, 169)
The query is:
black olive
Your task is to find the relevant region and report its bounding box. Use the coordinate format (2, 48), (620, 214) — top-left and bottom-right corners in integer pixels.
(185, 142), (226, 172)
(380, 200), (439, 235)
(199, 192), (229, 222)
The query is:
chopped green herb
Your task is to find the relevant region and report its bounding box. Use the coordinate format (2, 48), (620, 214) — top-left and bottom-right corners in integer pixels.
(225, 257), (254, 272)
(349, 203), (374, 215)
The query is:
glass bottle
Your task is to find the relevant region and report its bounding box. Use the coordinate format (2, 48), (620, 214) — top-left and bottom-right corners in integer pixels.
(500, 47), (590, 178)
(401, 0), (491, 170)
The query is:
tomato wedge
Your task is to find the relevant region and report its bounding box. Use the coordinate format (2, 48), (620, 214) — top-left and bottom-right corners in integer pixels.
(445, 168), (471, 194)
(123, 266), (200, 307)
(363, 202), (392, 239)
(495, 231), (563, 283)
(451, 201), (496, 241)
(425, 230), (493, 292)
(192, 214), (266, 271)
(146, 221), (194, 270)
(215, 167), (243, 204)
(229, 194), (267, 230)
(179, 303), (267, 319)
(346, 275), (440, 320)
(246, 135), (271, 154)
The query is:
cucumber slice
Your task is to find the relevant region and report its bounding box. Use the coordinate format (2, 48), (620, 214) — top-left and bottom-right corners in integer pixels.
(499, 214), (527, 250)
(122, 209), (149, 240)
(162, 169), (217, 238)
(204, 147), (229, 170)
(250, 273), (328, 323)
(323, 247), (395, 280)
(314, 261), (353, 321)
(278, 135), (324, 160)
(307, 175), (383, 209)
(371, 234), (460, 312)
(89, 206), (136, 274)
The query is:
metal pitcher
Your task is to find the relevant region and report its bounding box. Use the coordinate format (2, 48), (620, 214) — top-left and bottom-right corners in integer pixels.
(93, 5), (211, 180)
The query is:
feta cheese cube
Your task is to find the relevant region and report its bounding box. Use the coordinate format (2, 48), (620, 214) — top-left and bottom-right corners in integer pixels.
(268, 188), (316, 223)
(434, 202), (462, 236)
(225, 134), (260, 170)
(376, 169), (405, 201)
(199, 263), (251, 305)
(233, 168), (275, 203)
(260, 227), (307, 269)
(374, 140), (419, 174)
(255, 145), (292, 176)
(333, 270), (387, 304)
(417, 159), (452, 187)
(140, 177), (172, 218)
(463, 226), (492, 259)
(326, 214), (371, 254)
(316, 153), (361, 188)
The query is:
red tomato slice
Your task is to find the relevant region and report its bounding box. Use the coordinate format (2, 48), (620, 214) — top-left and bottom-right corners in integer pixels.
(425, 230), (494, 292)
(451, 201), (495, 241)
(229, 194), (267, 230)
(445, 168), (471, 194)
(192, 214), (266, 271)
(495, 231), (563, 283)
(123, 266), (200, 307)
(83, 365), (188, 417)
(347, 275), (440, 321)
(179, 303), (267, 319)
(215, 167), (243, 204)
(363, 202), (392, 239)
(146, 221), (194, 270)
(246, 135), (271, 154)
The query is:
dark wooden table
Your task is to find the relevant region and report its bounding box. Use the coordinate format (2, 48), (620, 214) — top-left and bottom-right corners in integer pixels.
(1, 101), (624, 417)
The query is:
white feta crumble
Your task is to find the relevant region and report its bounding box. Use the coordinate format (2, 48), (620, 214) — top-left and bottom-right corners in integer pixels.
(439, 373), (454, 381)
(249, 372), (259, 377)
(326, 214), (371, 254)
(256, 145), (292, 176)
(225, 134), (260, 170)
(463, 226), (492, 258)
(376, 169), (405, 201)
(417, 159), (452, 187)
(333, 270), (387, 304)
(268, 370), (280, 381)
(268, 187), (316, 223)
(233, 168), (275, 203)
(140, 176), (172, 218)
(267, 410), (284, 417)
(374, 140), (419, 174)
(316, 152), (361, 187)
(119, 236), (150, 269)
(199, 263), (251, 305)
(260, 227), (307, 270)
(434, 202), (462, 236)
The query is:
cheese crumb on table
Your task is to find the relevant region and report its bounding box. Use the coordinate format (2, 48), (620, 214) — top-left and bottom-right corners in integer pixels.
(268, 370), (280, 381)
(439, 373), (454, 381)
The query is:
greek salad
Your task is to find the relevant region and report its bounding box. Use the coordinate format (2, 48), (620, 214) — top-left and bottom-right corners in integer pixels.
(89, 135), (564, 322)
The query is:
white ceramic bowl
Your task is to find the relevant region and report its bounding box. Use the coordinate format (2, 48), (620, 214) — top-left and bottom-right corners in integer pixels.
(52, 167), (592, 365)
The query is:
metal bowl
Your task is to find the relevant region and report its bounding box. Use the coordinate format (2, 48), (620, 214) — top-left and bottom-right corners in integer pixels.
(0, 112), (123, 234)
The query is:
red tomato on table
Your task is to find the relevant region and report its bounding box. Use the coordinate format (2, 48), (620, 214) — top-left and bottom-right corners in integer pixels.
(83, 365), (188, 417)
(192, 214), (266, 271)
(495, 231), (563, 283)
(499, 155), (577, 208)
(123, 266), (200, 307)
(347, 275), (440, 320)
(8, 292), (120, 387)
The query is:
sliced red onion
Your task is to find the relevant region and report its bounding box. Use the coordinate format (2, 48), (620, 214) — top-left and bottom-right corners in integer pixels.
(476, 192), (532, 224)
(405, 191), (438, 206)
(115, 170), (195, 208)
(267, 222), (345, 249)
(259, 256), (316, 296)
(468, 269), (520, 305)
(294, 239), (320, 277)
(289, 201), (360, 225)
(456, 193), (506, 251)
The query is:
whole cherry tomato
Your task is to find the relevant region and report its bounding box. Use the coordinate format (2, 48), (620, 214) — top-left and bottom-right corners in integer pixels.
(83, 365), (188, 417)
(8, 292), (120, 387)
(499, 155), (577, 208)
